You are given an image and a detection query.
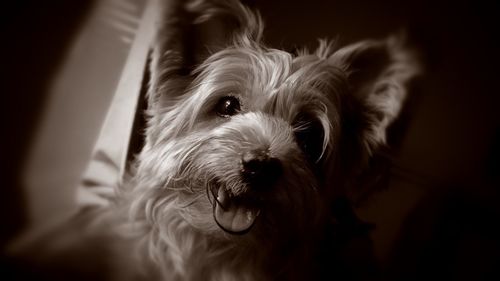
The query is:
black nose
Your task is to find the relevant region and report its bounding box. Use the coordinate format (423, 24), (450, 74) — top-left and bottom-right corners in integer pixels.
(241, 149), (282, 187)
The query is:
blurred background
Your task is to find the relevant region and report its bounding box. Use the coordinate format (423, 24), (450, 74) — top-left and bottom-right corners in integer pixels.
(1, 0), (499, 280)
(1, 0), (147, 245)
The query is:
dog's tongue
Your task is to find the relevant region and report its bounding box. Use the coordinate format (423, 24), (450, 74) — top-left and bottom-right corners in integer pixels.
(214, 188), (260, 234)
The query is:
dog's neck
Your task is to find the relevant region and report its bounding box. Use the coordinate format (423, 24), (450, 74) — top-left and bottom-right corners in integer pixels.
(121, 197), (315, 281)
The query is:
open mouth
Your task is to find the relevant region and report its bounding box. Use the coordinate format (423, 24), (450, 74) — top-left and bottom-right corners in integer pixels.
(210, 184), (261, 235)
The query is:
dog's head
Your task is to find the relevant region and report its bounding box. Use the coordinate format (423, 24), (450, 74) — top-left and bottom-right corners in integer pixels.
(130, 0), (419, 245)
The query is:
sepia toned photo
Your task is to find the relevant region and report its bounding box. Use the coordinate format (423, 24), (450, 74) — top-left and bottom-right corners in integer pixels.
(1, 0), (498, 280)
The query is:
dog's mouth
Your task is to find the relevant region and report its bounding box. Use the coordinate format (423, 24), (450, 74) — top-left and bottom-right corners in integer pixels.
(211, 185), (261, 235)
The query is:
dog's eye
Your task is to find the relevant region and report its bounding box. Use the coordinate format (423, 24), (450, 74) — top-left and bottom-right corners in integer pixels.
(294, 116), (325, 163)
(215, 96), (241, 117)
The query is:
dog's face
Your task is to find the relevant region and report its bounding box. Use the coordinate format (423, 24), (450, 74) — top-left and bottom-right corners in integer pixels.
(130, 0), (419, 247)
(139, 46), (346, 239)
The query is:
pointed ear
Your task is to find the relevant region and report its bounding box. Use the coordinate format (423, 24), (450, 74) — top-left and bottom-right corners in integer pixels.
(148, 0), (263, 111)
(329, 35), (421, 153)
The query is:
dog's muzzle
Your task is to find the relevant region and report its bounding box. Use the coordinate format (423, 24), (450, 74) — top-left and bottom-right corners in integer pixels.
(212, 149), (282, 234)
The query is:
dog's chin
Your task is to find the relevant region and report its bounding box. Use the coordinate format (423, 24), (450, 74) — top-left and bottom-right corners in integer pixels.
(211, 184), (262, 235)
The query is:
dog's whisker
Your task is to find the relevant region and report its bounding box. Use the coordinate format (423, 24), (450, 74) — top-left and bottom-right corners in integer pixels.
(177, 196), (203, 208)
(210, 185), (222, 208)
(206, 183), (214, 206)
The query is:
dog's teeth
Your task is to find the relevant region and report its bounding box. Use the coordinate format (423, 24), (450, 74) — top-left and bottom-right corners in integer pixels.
(246, 210), (253, 221)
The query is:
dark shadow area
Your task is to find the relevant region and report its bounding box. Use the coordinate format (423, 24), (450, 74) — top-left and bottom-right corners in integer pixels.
(387, 184), (500, 281)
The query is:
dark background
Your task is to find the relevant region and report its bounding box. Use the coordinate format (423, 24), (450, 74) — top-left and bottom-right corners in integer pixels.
(1, 0), (499, 280)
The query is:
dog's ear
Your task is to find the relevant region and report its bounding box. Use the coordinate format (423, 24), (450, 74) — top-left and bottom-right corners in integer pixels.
(148, 0), (262, 111)
(329, 36), (420, 154)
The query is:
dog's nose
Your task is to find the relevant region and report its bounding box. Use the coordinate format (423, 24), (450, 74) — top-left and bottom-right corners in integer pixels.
(241, 149), (282, 187)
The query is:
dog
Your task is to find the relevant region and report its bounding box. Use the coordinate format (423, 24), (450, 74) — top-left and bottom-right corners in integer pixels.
(9, 0), (420, 280)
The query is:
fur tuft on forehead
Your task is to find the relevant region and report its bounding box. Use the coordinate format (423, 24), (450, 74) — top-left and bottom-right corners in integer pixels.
(193, 47), (293, 99)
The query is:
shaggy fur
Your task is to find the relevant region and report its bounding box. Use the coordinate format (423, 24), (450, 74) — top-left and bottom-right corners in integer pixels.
(11, 0), (420, 280)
